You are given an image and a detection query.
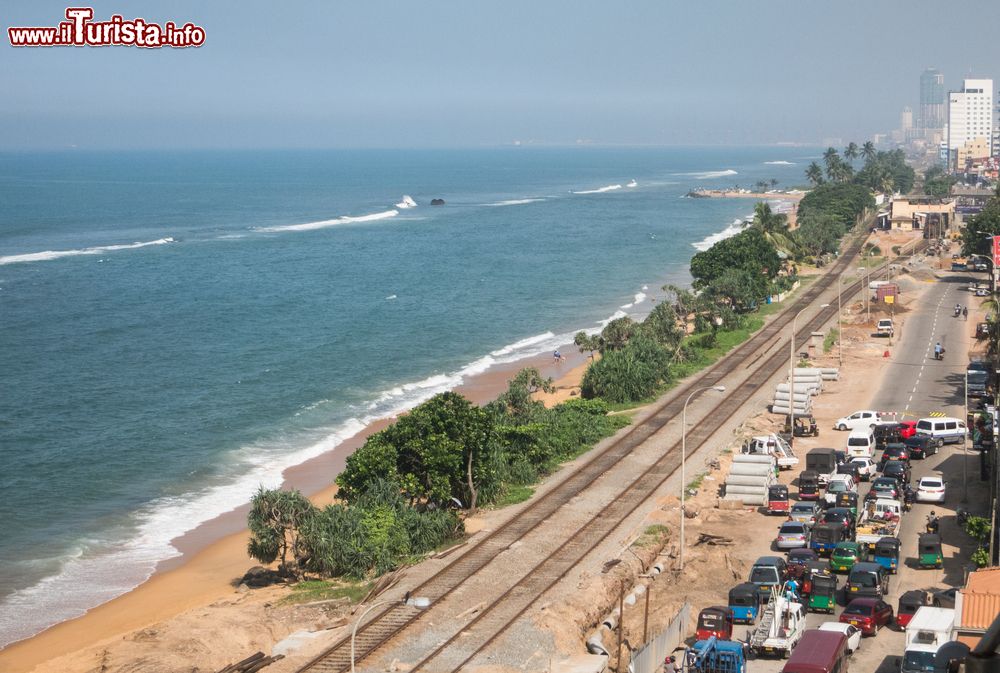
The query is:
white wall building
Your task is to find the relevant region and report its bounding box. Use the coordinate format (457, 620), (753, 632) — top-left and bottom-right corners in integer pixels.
(948, 78), (994, 168)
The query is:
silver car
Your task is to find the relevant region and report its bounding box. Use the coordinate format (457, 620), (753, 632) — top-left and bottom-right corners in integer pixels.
(775, 521), (810, 549)
(789, 502), (820, 526)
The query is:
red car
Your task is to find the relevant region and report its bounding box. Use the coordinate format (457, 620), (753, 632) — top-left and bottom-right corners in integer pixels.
(899, 421), (917, 439)
(840, 597), (894, 636)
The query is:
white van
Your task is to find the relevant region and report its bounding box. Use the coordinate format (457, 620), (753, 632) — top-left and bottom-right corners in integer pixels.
(915, 417), (967, 446)
(824, 474), (857, 505)
(846, 428), (876, 458)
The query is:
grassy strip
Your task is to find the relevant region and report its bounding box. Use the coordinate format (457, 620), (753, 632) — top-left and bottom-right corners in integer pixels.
(493, 485), (535, 508)
(823, 328), (838, 353)
(282, 580), (372, 605)
(632, 524), (670, 548)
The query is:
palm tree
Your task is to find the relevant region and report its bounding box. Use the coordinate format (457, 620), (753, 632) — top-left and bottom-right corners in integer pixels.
(834, 161), (854, 183)
(861, 141), (877, 164)
(755, 180), (768, 193)
(844, 142), (859, 164)
(805, 162), (824, 186)
(876, 169), (894, 196)
(825, 155), (842, 181)
(770, 178), (779, 189)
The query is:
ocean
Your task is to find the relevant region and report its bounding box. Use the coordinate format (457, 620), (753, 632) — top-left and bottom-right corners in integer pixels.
(0, 146), (813, 646)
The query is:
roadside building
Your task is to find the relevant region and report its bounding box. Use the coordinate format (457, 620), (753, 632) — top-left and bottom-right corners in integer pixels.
(948, 79), (994, 171)
(880, 196), (956, 235)
(954, 567), (1000, 647)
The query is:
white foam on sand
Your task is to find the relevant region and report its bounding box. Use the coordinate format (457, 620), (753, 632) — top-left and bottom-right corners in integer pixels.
(572, 184), (622, 194)
(0, 237), (175, 265)
(256, 209), (399, 233)
(692, 218), (748, 251)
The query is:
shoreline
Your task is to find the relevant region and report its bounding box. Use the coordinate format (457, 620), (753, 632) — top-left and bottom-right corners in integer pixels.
(0, 343), (593, 672)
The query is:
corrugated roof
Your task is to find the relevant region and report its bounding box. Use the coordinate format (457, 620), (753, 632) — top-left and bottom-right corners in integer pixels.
(960, 568), (1000, 630)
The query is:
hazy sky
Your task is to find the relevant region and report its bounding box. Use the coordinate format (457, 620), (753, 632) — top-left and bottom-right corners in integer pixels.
(3, 0), (1000, 150)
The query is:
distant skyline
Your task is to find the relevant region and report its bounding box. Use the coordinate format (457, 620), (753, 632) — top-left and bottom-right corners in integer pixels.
(3, 0), (1000, 150)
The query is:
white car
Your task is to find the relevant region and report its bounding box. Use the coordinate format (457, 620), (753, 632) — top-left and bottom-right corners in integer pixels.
(849, 457), (877, 481)
(835, 410), (881, 432)
(818, 622), (862, 654)
(824, 474), (857, 505)
(916, 476), (947, 503)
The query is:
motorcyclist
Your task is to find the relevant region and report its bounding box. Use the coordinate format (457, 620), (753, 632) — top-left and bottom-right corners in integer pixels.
(934, 342), (943, 359)
(927, 511), (940, 533)
(955, 303), (961, 316)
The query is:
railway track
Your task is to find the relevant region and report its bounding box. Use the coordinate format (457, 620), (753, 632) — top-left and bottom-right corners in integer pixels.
(296, 234), (917, 673)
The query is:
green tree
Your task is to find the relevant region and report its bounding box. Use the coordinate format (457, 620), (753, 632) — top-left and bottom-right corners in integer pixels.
(574, 331), (601, 359)
(581, 333), (671, 403)
(961, 186), (1000, 256)
(753, 201), (788, 233)
(640, 301), (684, 349)
(690, 227), (781, 288)
(600, 316), (639, 351)
(247, 487), (317, 577)
(703, 267), (769, 313)
(844, 142), (859, 164)
(823, 147), (840, 179)
(495, 367), (554, 420)
(770, 178), (779, 190)
(805, 162), (824, 186)
(336, 434), (400, 502)
(793, 214), (842, 257)
(861, 141), (877, 163)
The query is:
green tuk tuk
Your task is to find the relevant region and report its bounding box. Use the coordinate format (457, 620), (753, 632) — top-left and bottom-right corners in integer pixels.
(918, 533), (943, 569)
(807, 571), (838, 613)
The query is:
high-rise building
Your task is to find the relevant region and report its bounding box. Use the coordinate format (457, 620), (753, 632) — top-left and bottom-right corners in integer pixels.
(948, 78), (994, 170)
(919, 68), (946, 131)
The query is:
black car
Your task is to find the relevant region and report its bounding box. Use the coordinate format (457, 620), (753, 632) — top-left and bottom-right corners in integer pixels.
(881, 460), (911, 485)
(873, 423), (904, 451)
(821, 507), (856, 534)
(903, 434), (938, 460)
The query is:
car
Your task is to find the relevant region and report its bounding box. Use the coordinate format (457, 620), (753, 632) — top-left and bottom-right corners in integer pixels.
(916, 476), (946, 503)
(880, 443), (911, 466)
(977, 287), (990, 296)
(835, 410), (881, 432)
(787, 548), (819, 567)
(776, 521), (810, 550)
(749, 556), (789, 596)
(821, 507), (856, 534)
(840, 598), (894, 636)
(869, 476), (901, 500)
(881, 460), (911, 485)
(969, 360), (989, 373)
(877, 319), (894, 337)
(932, 587), (958, 608)
(817, 621), (863, 654)
(903, 434), (938, 460)
(899, 420), (918, 439)
(977, 322), (990, 340)
(824, 475), (858, 505)
(837, 461), (863, 481)
(789, 502), (821, 526)
(830, 541), (866, 573)
(849, 457), (877, 481)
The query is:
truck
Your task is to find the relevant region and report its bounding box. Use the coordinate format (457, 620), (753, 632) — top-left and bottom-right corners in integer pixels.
(855, 498), (903, 548)
(968, 361), (989, 398)
(685, 636), (747, 673)
(743, 434), (799, 470)
(805, 448), (838, 486)
(900, 606), (955, 673)
(748, 588), (806, 658)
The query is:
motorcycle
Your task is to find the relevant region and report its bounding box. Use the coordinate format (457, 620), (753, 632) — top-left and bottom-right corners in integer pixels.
(954, 306), (962, 317)
(934, 347), (945, 361)
(926, 515), (940, 534)
(903, 486), (915, 512)
(957, 508), (970, 527)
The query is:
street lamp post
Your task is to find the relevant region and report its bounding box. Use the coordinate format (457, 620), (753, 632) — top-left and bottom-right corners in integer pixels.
(789, 304), (830, 436)
(351, 596), (430, 673)
(680, 384), (726, 571)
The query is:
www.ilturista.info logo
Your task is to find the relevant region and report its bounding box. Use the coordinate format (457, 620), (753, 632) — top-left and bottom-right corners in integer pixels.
(8, 7), (205, 48)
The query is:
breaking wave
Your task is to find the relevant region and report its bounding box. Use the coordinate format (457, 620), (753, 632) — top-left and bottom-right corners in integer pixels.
(764, 161), (796, 165)
(0, 237), (175, 266)
(255, 209), (399, 233)
(675, 169), (738, 180)
(692, 218), (748, 251)
(573, 184), (622, 194)
(484, 198), (545, 207)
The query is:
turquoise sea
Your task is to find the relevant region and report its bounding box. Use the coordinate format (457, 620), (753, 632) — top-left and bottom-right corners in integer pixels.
(0, 147), (814, 645)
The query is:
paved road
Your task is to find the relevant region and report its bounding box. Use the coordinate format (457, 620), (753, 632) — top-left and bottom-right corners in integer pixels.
(745, 266), (985, 673)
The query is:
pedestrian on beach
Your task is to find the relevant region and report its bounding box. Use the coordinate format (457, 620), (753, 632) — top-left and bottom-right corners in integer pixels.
(553, 350), (564, 363)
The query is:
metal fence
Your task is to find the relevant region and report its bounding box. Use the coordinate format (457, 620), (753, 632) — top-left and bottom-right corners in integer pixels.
(629, 603), (690, 673)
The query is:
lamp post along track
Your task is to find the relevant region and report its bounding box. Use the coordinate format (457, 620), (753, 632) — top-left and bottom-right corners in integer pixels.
(295, 235), (917, 673)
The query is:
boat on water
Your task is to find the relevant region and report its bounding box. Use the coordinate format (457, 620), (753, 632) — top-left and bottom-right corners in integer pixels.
(395, 195), (417, 209)
(627, 179), (637, 188)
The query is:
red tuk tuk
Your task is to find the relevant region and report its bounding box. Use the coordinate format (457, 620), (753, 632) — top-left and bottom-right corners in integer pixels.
(767, 484), (790, 515)
(695, 605), (734, 641)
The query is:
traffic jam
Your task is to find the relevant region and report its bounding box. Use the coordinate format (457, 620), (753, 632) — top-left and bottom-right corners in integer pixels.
(681, 411), (966, 673)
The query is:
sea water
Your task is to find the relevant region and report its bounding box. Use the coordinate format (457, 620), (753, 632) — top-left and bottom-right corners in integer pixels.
(0, 147), (814, 646)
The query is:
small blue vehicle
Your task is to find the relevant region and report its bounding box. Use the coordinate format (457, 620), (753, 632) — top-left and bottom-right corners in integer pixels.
(686, 637), (747, 673)
(728, 583), (761, 624)
(872, 536), (901, 574)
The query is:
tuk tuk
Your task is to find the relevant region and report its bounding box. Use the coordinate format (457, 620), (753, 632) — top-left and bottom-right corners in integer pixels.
(767, 484), (790, 515)
(897, 590), (930, 628)
(807, 571), (838, 614)
(801, 559), (830, 595)
(727, 583), (762, 624)
(829, 541), (866, 573)
(918, 533), (943, 569)
(785, 414), (819, 437)
(695, 605), (734, 641)
(873, 536), (901, 574)
(873, 422), (903, 451)
(835, 491), (859, 517)
(809, 522), (845, 556)
(798, 470), (821, 501)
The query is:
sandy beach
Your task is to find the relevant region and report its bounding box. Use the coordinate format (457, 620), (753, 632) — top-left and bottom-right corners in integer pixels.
(0, 345), (594, 673)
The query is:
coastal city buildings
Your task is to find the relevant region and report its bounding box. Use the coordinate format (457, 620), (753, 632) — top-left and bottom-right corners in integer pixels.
(947, 78), (994, 172)
(919, 67), (946, 135)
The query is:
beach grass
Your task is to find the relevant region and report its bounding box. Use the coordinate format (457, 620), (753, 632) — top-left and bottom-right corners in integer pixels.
(282, 579), (372, 605)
